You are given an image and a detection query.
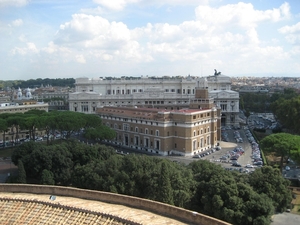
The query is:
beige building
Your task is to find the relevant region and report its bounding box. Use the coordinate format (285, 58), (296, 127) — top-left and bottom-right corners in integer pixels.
(97, 88), (221, 156)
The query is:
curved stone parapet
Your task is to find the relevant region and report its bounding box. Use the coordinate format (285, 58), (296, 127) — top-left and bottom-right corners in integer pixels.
(0, 184), (231, 225)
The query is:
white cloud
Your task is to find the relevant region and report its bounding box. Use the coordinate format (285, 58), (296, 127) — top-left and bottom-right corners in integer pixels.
(0, 0), (28, 8)
(55, 14), (147, 62)
(52, 1), (294, 71)
(11, 19), (23, 27)
(279, 22), (300, 34)
(18, 34), (26, 42)
(42, 41), (71, 54)
(195, 2), (291, 29)
(4, 1), (297, 79)
(278, 22), (300, 45)
(57, 14), (131, 46)
(11, 42), (39, 55)
(75, 54), (86, 64)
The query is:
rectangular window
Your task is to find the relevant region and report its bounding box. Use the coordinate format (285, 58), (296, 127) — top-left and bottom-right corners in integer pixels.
(123, 123), (129, 131)
(193, 140), (196, 150)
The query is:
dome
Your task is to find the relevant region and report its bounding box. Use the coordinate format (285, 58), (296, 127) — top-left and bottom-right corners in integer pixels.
(17, 87), (22, 99)
(25, 87), (32, 98)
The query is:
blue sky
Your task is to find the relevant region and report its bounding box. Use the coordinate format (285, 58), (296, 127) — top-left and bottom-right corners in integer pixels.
(0, 0), (299, 80)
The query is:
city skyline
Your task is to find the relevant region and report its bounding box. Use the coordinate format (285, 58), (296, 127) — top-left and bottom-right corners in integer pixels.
(0, 0), (300, 80)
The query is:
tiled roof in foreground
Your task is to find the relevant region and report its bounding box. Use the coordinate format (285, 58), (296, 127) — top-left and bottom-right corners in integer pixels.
(0, 185), (232, 225)
(0, 192), (187, 225)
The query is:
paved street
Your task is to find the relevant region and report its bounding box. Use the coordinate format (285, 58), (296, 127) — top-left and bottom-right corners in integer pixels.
(271, 212), (300, 225)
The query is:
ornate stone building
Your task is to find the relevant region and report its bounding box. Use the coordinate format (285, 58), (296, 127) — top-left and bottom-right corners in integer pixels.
(69, 72), (239, 126)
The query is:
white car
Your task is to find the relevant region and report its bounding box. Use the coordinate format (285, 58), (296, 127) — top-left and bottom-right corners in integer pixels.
(245, 164), (254, 168)
(285, 166), (290, 171)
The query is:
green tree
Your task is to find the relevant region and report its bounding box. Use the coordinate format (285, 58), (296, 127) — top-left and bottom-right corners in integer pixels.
(189, 160), (274, 225)
(260, 133), (300, 170)
(84, 125), (116, 142)
(39, 113), (56, 144)
(54, 111), (86, 138)
(248, 166), (292, 212)
(156, 161), (174, 205)
(7, 114), (24, 143)
(17, 159), (26, 183)
(21, 115), (39, 140)
(40, 169), (55, 185)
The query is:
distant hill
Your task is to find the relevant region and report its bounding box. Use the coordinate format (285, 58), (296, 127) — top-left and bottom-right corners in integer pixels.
(0, 78), (75, 89)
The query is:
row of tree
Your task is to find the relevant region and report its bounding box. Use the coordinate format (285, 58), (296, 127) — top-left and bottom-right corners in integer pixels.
(10, 140), (292, 225)
(0, 78), (75, 90)
(0, 110), (116, 145)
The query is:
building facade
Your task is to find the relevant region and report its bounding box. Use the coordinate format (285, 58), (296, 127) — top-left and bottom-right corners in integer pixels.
(97, 88), (221, 156)
(69, 73), (239, 126)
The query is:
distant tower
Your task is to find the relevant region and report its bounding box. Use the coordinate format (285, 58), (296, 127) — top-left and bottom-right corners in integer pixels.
(25, 87), (32, 99)
(17, 87), (22, 100)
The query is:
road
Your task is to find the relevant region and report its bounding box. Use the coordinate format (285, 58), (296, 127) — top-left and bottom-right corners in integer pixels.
(271, 213), (300, 225)
(163, 128), (257, 173)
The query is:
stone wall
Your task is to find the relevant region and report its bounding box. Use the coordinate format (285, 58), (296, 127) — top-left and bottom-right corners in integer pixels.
(0, 184), (231, 225)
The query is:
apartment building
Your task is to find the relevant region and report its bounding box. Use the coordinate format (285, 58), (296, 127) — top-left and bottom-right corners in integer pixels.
(97, 88), (221, 156)
(70, 72), (239, 126)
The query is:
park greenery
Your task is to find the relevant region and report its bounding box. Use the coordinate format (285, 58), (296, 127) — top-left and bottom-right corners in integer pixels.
(9, 140), (292, 225)
(0, 110), (115, 145)
(260, 133), (300, 170)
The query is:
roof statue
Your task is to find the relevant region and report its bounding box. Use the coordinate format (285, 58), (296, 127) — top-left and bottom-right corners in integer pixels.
(214, 69), (221, 76)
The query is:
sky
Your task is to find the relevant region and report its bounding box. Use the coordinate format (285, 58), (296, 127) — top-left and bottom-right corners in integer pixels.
(0, 0), (300, 80)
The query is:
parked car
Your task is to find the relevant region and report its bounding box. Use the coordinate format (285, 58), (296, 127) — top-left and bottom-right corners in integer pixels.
(232, 162), (242, 167)
(245, 164), (254, 168)
(254, 161), (263, 165)
(285, 166), (291, 171)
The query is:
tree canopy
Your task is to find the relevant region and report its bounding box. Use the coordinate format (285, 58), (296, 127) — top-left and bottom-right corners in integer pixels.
(10, 140), (292, 225)
(260, 133), (300, 169)
(1, 110), (115, 144)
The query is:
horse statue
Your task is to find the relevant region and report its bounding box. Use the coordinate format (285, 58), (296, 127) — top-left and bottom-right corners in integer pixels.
(214, 69), (221, 76)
